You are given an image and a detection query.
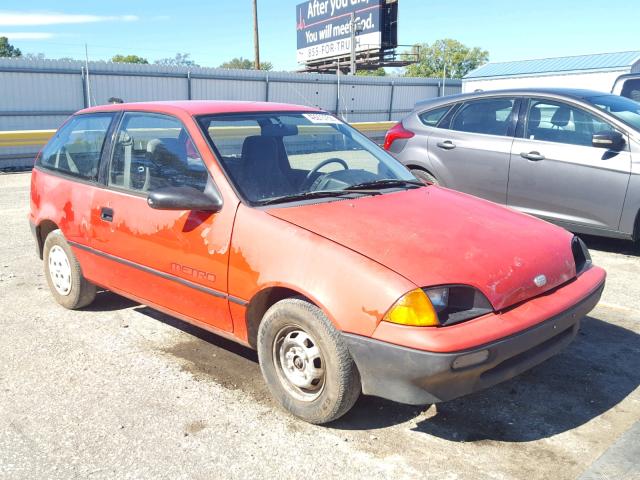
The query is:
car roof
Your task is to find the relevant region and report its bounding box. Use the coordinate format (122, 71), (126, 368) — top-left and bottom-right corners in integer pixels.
(78, 100), (321, 116)
(414, 88), (615, 110)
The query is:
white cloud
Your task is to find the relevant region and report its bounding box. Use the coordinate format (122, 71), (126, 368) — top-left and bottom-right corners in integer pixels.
(0, 32), (55, 39)
(0, 11), (139, 26)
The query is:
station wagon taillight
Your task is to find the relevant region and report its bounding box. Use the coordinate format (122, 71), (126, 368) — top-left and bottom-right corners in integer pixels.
(383, 122), (414, 151)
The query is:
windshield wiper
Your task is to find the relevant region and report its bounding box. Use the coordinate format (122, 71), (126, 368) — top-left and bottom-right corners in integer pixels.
(258, 189), (378, 206)
(347, 179), (425, 191)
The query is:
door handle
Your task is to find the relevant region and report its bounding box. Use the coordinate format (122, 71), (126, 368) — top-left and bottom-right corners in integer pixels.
(437, 140), (456, 150)
(100, 207), (114, 222)
(521, 151), (545, 161)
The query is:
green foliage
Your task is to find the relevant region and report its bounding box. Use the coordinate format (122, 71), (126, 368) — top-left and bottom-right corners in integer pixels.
(111, 54), (149, 64)
(23, 52), (46, 61)
(219, 56), (273, 71)
(0, 37), (22, 58)
(403, 39), (488, 79)
(356, 68), (386, 77)
(154, 53), (199, 67)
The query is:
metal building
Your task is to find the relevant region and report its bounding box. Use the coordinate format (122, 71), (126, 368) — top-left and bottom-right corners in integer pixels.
(462, 51), (640, 93)
(0, 57), (461, 169)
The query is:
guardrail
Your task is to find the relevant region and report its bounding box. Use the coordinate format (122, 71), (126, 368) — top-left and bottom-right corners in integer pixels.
(0, 122), (395, 149)
(0, 129), (57, 148)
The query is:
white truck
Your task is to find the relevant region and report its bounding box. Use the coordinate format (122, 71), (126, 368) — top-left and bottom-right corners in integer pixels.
(612, 74), (640, 101)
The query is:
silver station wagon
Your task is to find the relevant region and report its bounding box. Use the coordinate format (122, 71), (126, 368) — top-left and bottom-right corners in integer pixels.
(385, 88), (640, 241)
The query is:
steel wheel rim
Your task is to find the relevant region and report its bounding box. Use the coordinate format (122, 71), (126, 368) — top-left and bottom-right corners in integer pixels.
(48, 245), (72, 296)
(272, 325), (325, 402)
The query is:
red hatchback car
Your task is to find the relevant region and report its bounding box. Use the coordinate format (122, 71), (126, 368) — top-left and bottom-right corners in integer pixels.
(30, 101), (606, 424)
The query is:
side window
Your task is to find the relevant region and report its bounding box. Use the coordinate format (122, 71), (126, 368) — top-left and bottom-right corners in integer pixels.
(418, 105), (451, 127)
(525, 100), (616, 147)
(39, 114), (113, 179)
(109, 113), (208, 193)
(621, 79), (640, 102)
(450, 98), (516, 136)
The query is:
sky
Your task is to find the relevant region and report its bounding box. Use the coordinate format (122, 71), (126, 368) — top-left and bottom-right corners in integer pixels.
(1, 0), (639, 71)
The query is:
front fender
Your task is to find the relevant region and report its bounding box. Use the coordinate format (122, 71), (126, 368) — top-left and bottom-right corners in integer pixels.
(227, 205), (416, 337)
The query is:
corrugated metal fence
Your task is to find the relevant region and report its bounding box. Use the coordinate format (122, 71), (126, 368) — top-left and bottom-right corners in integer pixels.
(0, 57), (461, 168)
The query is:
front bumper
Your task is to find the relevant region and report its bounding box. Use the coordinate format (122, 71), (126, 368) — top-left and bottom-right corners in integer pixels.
(344, 278), (604, 405)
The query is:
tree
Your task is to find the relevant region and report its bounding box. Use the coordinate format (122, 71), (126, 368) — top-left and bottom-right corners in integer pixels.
(154, 53), (199, 67)
(23, 52), (46, 61)
(219, 56), (272, 71)
(403, 39), (488, 79)
(356, 68), (386, 77)
(0, 37), (22, 58)
(111, 54), (149, 64)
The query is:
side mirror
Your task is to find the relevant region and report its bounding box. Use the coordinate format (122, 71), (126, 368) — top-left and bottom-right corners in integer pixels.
(592, 131), (625, 150)
(147, 186), (222, 212)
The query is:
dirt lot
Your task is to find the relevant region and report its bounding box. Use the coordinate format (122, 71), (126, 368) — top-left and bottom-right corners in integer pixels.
(1, 172), (638, 480)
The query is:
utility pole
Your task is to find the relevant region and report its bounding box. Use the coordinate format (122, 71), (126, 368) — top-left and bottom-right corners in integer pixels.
(349, 12), (356, 75)
(84, 43), (92, 107)
(441, 43), (446, 96)
(252, 0), (260, 70)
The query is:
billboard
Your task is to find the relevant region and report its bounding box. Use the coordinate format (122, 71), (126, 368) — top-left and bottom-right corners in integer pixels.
(296, 0), (386, 64)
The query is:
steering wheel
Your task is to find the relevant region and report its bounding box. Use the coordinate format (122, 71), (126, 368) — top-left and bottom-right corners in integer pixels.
(301, 157), (349, 190)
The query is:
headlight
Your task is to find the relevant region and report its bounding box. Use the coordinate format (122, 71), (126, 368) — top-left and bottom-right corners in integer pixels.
(425, 286), (493, 325)
(572, 236), (592, 274)
(383, 286), (493, 327)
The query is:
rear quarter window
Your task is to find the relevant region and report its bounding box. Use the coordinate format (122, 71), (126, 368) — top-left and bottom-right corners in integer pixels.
(38, 113), (114, 180)
(418, 105), (451, 127)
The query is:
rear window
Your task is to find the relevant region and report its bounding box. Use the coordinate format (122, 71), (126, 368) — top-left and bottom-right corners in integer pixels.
(621, 79), (640, 102)
(38, 113), (114, 180)
(450, 98), (516, 136)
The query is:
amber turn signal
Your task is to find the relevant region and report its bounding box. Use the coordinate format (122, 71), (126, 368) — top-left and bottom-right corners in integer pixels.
(383, 288), (440, 327)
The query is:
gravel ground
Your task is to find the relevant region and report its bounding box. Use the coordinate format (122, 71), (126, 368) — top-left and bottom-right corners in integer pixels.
(1, 172), (639, 480)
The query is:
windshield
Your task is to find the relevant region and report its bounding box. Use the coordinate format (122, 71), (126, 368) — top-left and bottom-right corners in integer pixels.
(197, 112), (417, 205)
(586, 94), (640, 131)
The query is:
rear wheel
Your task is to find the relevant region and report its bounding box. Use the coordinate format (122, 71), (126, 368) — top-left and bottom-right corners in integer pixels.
(257, 298), (361, 424)
(43, 229), (96, 309)
(411, 168), (439, 185)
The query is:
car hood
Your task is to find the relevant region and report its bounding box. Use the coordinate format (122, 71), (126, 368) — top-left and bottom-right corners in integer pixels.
(267, 187), (576, 311)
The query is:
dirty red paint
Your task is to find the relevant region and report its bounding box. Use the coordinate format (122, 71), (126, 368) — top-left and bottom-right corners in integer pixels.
(30, 100), (606, 356)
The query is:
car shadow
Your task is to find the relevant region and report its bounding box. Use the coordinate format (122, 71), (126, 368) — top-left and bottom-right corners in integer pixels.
(409, 315), (640, 442)
(89, 293), (640, 439)
(83, 290), (138, 312)
(579, 234), (639, 256)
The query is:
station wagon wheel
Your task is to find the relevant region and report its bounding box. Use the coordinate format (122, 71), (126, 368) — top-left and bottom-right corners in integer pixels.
(258, 298), (361, 424)
(273, 325), (325, 401)
(43, 229), (96, 310)
(411, 168), (439, 185)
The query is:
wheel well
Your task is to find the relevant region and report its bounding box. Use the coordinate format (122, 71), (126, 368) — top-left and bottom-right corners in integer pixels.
(35, 220), (59, 259)
(407, 164), (435, 177)
(245, 287), (312, 349)
(634, 209), (640, 242)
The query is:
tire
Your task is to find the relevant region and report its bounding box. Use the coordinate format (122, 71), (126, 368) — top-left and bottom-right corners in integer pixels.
(257, 298), (361, 424)
(411, 168), (439, 185)
(43, 229), (96, 309)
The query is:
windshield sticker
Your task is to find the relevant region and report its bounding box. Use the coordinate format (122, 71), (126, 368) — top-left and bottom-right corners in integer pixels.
(303, 113), (342, 124)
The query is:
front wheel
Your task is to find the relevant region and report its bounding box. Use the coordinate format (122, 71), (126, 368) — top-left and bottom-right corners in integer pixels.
(257, 298), (361, 424)
(411, 168), (439, 185)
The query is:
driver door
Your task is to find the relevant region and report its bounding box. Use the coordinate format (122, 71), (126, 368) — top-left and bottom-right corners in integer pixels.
(90, 111), (235, 331)
(508, 99), (631, 233)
